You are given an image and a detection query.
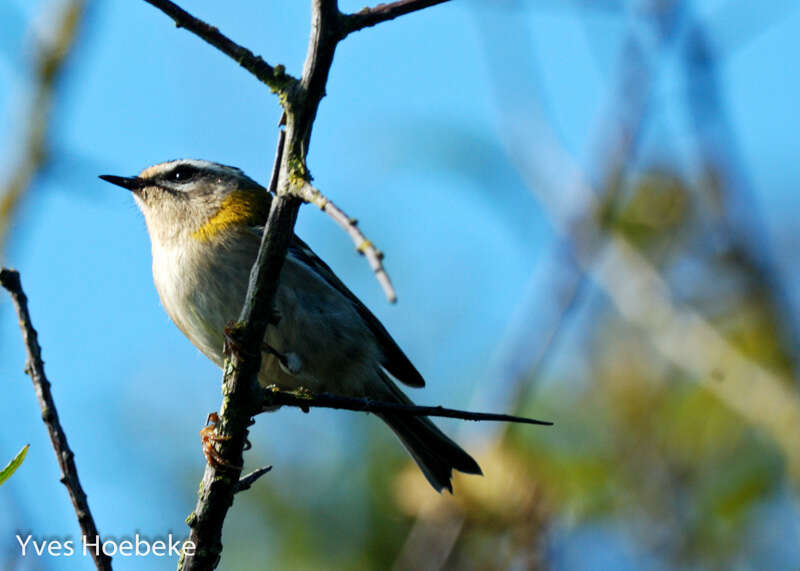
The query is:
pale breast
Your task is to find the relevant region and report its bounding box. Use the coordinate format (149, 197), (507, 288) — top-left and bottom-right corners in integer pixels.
(150, 230), (385, 398)
(151, 238), (250, 367)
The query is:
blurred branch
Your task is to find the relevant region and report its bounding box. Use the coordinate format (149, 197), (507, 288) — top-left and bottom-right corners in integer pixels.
(296, 181), (397, 302)
(500, 0), (679, 406)
(683, 17), (800, 374)
(263, 388), (553, 425)
(343, 0), (450, 35)
(142, 0), (296, 92)
(0, 269), (111, 571)
(595, 236), (800, 475)
(0, 0), (86, 256)
(396, 2), (689, 567)
(505, 254), (586, 415)
(492, 4), (800, 479)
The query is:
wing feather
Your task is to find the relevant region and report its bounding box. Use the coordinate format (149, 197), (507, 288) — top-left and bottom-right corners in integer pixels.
(286, 234), (426, 388)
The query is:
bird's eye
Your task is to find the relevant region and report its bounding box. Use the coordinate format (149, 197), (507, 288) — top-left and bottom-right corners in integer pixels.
(168, 164), (198, 183)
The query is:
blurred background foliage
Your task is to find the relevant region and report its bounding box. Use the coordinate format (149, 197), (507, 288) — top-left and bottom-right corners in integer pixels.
(2, 0), (799, 569)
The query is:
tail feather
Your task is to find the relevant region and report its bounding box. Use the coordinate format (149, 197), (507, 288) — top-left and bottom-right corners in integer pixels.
(379, 411), (482, 493)
(375, 370), (482, 493)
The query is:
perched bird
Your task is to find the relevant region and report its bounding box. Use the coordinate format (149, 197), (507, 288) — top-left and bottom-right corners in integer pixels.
(100, 159), (481, 492)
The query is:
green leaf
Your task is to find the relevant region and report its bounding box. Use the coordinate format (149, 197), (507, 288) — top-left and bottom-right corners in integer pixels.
(0, 444), (29, 486)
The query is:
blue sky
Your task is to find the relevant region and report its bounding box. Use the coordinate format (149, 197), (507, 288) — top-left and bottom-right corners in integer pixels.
(2, 1), (799, 569)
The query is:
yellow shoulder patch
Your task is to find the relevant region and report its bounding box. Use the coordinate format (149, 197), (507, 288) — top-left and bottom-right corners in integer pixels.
(192, 190), (267, 242)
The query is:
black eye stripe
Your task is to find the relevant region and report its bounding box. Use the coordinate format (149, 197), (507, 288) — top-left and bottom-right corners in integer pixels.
(165, 164), (199, 183)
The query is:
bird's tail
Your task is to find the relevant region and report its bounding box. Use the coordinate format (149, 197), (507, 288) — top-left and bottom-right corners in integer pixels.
(376, 373), (482, 493)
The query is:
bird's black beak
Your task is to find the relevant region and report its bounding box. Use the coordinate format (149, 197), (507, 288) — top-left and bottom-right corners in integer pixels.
(99, 174), (145, 191)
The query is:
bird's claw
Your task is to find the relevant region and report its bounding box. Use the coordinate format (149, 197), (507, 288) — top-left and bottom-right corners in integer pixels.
(200, 412), (243, 470)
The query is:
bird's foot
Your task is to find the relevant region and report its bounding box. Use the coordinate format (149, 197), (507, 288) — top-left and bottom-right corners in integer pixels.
(200, 412), (249, 470)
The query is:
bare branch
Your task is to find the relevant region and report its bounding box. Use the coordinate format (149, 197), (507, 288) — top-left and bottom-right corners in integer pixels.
(263, 388), (553, 426)
(296, 182), (397, 303)
(141, 0), (296, 93)
(234, 466), (273, 494)
(0, 269), (111, 571)
(344, 0), (450, 35)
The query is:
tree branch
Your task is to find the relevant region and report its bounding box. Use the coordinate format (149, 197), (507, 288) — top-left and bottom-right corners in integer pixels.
(263, 388), (553, 425)
(0, 269), (111, 571)
(343, 0), (450, 35)
(141, 0), (296, 93)
(296, 181), (397, 302)
(234, 466), (273, 494)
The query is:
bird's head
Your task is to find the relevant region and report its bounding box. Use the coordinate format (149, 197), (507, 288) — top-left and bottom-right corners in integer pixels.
(100, 159), (268, 245)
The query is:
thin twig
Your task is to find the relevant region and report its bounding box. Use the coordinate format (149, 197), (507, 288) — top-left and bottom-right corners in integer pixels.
(234, 466), (273, 494)
(296, 182), (397, 302)
(264, 389), (553, 425)
(344, 0), (450, 35)
(141, 0), (296, 93)
(0, 269), (111, 571)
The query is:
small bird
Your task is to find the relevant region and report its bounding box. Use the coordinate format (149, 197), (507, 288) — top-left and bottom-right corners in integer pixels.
(100, 159), (481, 492)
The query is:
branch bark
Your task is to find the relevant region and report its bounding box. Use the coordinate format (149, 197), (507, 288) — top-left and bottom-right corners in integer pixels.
(0, 269), (111, 571)
(343, 0), (450, 35)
